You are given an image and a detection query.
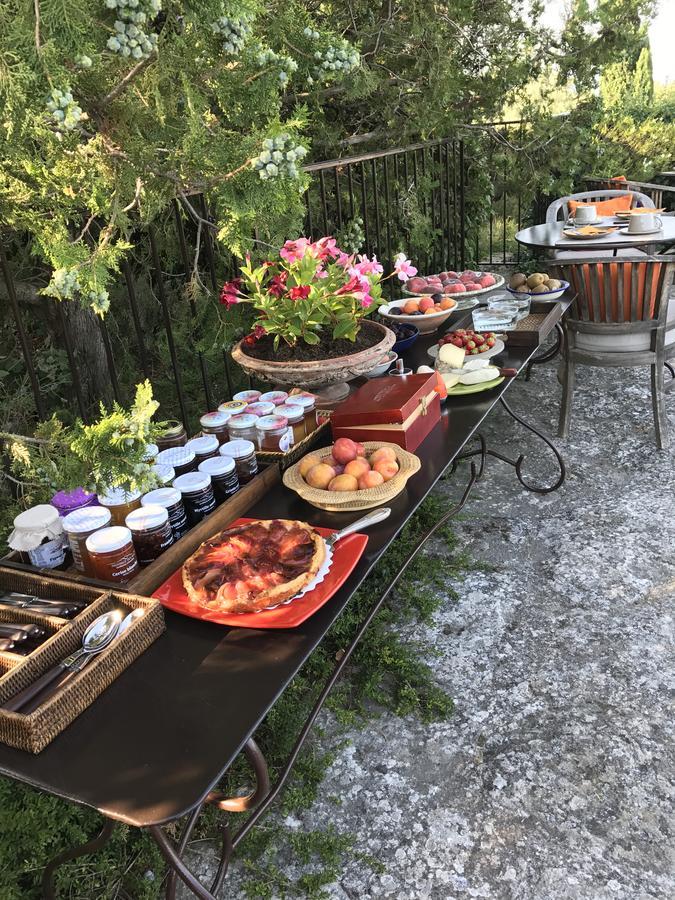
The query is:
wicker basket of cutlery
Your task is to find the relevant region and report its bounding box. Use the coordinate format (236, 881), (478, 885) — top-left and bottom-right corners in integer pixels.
(0, 568), (164, 753)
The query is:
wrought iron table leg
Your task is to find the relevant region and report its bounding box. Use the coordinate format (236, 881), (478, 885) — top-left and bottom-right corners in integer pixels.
(42, 818), (116, 899)
(525, 322), (564, 381)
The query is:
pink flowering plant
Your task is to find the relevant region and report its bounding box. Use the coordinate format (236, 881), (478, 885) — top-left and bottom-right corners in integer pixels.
(220, 237), (417, 350)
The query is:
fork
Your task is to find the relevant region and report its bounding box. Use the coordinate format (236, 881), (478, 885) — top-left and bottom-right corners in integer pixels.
(325, 507), (391, 549)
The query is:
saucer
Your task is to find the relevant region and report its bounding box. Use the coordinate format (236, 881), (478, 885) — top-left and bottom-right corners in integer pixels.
(619, 226), (663, 236)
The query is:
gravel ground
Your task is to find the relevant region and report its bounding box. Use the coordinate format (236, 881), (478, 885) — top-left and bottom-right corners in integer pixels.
(179, 360), (675, 900)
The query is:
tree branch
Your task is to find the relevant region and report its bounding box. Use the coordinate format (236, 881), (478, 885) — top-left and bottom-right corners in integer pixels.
(34, 0), (41, 53)
(101, 53), (157, 106)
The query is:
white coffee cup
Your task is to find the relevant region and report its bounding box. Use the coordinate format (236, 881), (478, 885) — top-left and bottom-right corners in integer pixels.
(574, 205), (597, 224)
(627, 212), (662, 234)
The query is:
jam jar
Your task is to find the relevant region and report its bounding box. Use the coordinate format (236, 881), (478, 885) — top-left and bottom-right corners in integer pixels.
(50, 487), (98, 518)
(227, 413), (258, 443)
(245, 401), (275, 418)
(218, 400), (247, 417)
(142, 443), (159, 464)
(186, 434), (220, 465)
(198, 456), (240, 503)
(256, 415), (291, 452)
(85, 526), (140, 583)
(219, 440), (258, 484)
(199, 410), (231, 445)
(259, 390), (288, 407)
(97, 487), (142, 527)
(151, 463), (175, 486)
(275, 404), (305, 445)
(173, 473), (217, 526)
(291, 392), (318, 436)
(156, 420), (188, 450)
(155, 446), (196, 477)
(62, 506), (112, 575)
(8, 505), (69, 570)
(142, 487), (188, 541)
(233, 390), (261, 404)
(125, 504), (174, 567)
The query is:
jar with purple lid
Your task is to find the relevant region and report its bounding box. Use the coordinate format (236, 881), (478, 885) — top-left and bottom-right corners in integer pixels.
(233, 389), (262, 404)
(199, 410), (231, 445)
(155, 446), (196, 477)
(246, 401), (275, 418)
(256, 414), (291, 452)
(50, 487), (98, 518)
(259, 390), (289, 407)
(186, 434), (220, 464)
(198, 456), (240, 503)
(227, 413), (258, 443)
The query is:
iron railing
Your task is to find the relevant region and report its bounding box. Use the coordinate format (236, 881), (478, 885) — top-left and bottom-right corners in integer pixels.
(584, 176), (675, 210)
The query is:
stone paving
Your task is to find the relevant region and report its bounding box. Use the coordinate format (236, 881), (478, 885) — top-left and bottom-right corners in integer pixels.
(180, 361), (675, 899)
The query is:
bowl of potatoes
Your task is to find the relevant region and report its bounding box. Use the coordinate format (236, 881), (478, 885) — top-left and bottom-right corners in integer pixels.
(506, 272), (569, 301)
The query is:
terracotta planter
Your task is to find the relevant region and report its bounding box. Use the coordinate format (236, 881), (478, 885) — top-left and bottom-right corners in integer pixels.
(231, 320), (396, 402)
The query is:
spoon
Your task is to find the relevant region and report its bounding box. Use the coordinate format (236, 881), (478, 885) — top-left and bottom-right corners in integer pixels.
(2, 610), (123, 713)
(325, 507), (391, 549)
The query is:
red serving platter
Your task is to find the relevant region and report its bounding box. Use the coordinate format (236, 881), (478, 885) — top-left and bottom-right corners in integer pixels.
(151, 518), (368, 629)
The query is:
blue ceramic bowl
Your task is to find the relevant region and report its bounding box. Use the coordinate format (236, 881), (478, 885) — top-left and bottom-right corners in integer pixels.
(391, 324), (420, 354)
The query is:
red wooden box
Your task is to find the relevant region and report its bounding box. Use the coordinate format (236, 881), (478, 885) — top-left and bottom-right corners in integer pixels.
(330, 375), (441, 451)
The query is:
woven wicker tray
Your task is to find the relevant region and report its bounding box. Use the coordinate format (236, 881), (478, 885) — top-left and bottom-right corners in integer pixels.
(255, 416), (330, 470)
(282, 441), (421, 512)
(0, 569), (165, 753)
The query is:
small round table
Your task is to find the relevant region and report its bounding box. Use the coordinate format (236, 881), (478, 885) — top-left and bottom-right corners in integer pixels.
(515, 218), (675, 256)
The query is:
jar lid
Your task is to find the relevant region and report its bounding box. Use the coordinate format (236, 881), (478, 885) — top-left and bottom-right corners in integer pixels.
(161, 420), (186, 438)
(97, 486), (142, 506)
(219, 439), (255, 459)
(156, 446), (195, 469)
(62, 506), (112, 534)
(125, 504), (169, 531)
(142, 443), (159, 461)
(228, 413), (258, 430)
(50, 487), (97, 515)
(290, 392), (317, 410)
(9, 504), (64, 551)
(200, 410), (230, 429)
(186, 434), (219, 455)
(233, 390), (262, 403)
(198, 455), (235, 477)
(86, 526), (133, 554)
(142, 487), (182, 508)
(245, 401), (275, 417)
(256, 414), (289, 431)
(173, 472), (212, 494)
(218, 400), (247, 415)
(259, 391), (289, 405)
(275, 404), (304, 421)
(151, 463), (175, 484)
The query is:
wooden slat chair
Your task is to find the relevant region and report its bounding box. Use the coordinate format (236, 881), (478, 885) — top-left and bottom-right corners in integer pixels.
(547, 190), (655, 260)
(551, 257), (675, 449)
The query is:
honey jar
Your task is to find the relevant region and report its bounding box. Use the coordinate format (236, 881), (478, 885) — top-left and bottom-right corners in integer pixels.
(198, 456), (240, 503)
(141, 487), (188, 541)
(275, 404), (305, 445)
(186, 434), (220, 464)
(125, 504), (174, 567)
(85, 526), (140, 583)
(156, 420), (188, 450)
(218, 400), (247, 416)
(227, 413), (258, 443)
(233, 390), (261, 404)
(219, 440), (258, 484)
(256, 415), (291, 452)
(245, 401), (275, 418)
(259, 390), (288, 407)
(155, 446), (196, 478)
(199, 410), (231, 445)
(173, 472), (217, 526)
(97, 487), (142, 527)
(291, 392), (318, 435)
(62, 506), (112, 575)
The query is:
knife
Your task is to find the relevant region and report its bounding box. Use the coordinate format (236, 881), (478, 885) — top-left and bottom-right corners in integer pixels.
(0, 592), (87, 619)
(0, 623), (47, 644)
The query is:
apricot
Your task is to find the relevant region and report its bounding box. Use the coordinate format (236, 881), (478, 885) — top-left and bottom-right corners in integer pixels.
(332, 437), (359, 465)
(355, 442), (366, 457)
(439, 297), (456, 311)
(299, 453), (322, 479)
(328, 474), (359, 492)
(358, 470), (384, 490)
(344, 458), (371, 479)
(424, 306), (439, 314)
(373, 459), (399, 481)
(402, 299), (420, 314)
(418, 297), (435, 312)
(305, 463), (335, 490)
(369, 447), (397, 466)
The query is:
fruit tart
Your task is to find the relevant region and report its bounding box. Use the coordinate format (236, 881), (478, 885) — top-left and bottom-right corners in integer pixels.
(182, 519), (326, 613)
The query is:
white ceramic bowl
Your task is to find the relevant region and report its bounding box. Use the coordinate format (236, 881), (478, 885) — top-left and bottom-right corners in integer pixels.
(506, 280), (569, 302)
(378, 299), (457, 334)
(365, 350), (398, 378)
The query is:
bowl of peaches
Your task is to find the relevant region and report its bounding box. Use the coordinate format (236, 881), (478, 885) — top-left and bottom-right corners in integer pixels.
(283, 438), (421, 512)
(378, 295), (459, 334)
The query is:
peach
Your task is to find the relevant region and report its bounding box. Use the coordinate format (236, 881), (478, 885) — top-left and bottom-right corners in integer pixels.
(305, 463), (335, 490)
(463, 282), (482, 292)
(299, 453), (322, 479)
(332, 438), (359, 465)
(355, 442), (366, 457)
(445, 282), (466, 293)
(406, 276), (427, 293)
(418, 297), (435, 312)
(358, 470), (384, 490)
(373, 459), (399, 481)
(369, 446), (397, 466)
(403, 299), (419, 314)
(328, 474), (359, 492)
(439, 297), (456, 310)
(344, 458), (371, 479)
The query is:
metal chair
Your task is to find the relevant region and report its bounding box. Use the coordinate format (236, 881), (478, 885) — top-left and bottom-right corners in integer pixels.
(550, 257), (675, 449)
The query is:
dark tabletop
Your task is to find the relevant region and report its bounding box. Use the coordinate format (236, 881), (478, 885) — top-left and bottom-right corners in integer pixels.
(0, 320), (559, 828)
(515, 218), (675, 253)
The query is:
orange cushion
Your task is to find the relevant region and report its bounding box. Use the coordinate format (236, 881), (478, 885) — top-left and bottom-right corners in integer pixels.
(569, 262), (663, 322)
(568, 194), (633, 216)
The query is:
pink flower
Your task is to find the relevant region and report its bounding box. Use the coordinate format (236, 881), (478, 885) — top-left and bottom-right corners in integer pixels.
(268, 272), (287, 297)
(336, 274), (362, 295)
(280, 238), (312, 264)
(313, 237), (340, 260)
(315, 266), (328, 279)
(360, 295), (373, 308)
(353, 254), (383, 276)
(288, 285), (311, 301)
(335, 251), (354, 268)
(219, 278), (242, 308)
(393, 252), (417, 282)
(252, 324), (267, 340)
